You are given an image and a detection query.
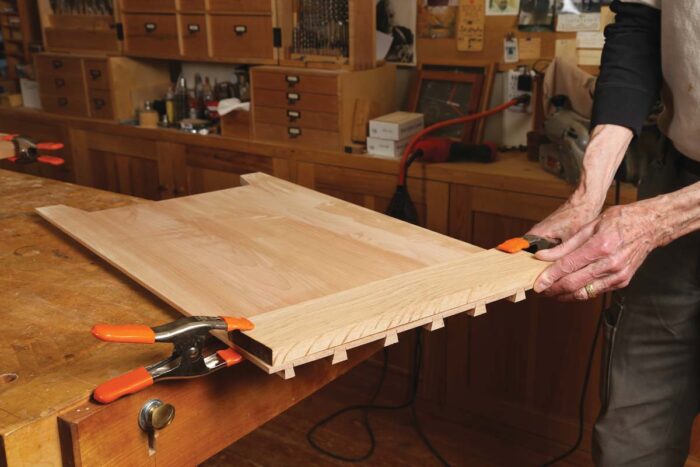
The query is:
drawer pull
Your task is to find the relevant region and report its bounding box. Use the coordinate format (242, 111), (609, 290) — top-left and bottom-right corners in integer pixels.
(288, 127), (302, 138)
(144, 22), (157, 32)
(234, 25), (247, 36)
(287, 92), (300, 104)
(187, 23), (200, 33)
(89, 69), (102, 80)
(287, 110), (301, 122)
(93, 98), (106, 109)
(285, 75), (300, 86)
(54, 78), (66, 88)
(51, 59), (64, 69)
(57, 97), (68, 107)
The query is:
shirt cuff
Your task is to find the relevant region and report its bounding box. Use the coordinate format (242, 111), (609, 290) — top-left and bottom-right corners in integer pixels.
(591, 84), (654, 137)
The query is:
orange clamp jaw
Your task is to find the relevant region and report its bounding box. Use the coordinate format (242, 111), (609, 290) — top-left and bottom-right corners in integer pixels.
(497, 237), (531, 254)
(93, 367), (154, 404)
(92, 324), (156, 344)
(220, 316), (255, 332)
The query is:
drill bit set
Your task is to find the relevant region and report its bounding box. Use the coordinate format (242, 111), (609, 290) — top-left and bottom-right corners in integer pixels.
(291, 0), (350, 59)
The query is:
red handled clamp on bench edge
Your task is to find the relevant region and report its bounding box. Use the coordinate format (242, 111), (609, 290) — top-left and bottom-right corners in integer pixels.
(91, 316), (254, 404)
(1, 134), (65, 166)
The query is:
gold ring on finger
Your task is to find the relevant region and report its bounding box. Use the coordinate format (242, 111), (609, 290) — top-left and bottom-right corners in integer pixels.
(585, 283), (598, 299)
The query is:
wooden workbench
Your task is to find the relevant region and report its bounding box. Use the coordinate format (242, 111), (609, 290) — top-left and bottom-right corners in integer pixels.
(0, 169), (379, 466)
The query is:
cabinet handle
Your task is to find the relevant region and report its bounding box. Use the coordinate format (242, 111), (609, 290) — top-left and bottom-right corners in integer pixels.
(51, 59), (64, 69)
(57, 97), (68, 107)
(187, 23), (200, 33)
(287, 110), (301, 122)
(89, 69), (102, 80)
(144, 22), (157, 32)
(234, 25), (247, 36)
(54, 78), (66, 88)
(285, 75), (300, 86)
(287, 127), (302, 138)
(93, 98), (106, 109)
(287, 92), (300, 105)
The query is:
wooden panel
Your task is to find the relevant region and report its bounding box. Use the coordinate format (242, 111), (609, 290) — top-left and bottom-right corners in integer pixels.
(180, 14), (208, 58)
(253, 69), (339, 95)
(87, 89), (114, 120)
(254, 106), (339, 131)
(40, 94), (88, 117)
(84, 59), (111, 90)
(35, 54), (82, 75)
(180, 0), (205, 11)
(184, 145), (275, 193)
(36, 173), (505, 375)
(121, 0), (176, 13)
(209, 15), (274, 61)
(253, 88), (339, 113)
(254, 122), (341, 152)
(123, 13), (180, 58)
(44, 27), (122, 54)
(37, 72), (85, 96)
(208, 0), (272, 13)
(89, 150), (163, 200)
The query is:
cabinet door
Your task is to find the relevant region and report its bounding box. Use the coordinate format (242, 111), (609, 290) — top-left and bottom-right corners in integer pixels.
(182, 146), (290, 194)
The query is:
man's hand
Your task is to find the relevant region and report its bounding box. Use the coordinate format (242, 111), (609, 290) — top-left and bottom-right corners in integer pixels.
(533, 199), (665, 301)
(528, 199), (601, 242)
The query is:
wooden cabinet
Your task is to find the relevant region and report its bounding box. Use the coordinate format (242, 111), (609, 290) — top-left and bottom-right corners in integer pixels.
(35, 53), (170, 121)
(119, 0), (278, 63)
(251, 65), (396, 152)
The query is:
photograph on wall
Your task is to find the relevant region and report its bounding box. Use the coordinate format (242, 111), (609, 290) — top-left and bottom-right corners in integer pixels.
(486, 0), (520, 16)
(419, 0), (459, 39)
(518, 0), (555, 31)
(377, 0), (418, 66)
(556, 0), (602, 31)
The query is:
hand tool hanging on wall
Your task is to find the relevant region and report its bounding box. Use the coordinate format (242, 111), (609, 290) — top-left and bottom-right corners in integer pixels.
(91, 316), (254, 403)
(386, 94), (532, 224)
(0, 134), (65, 166)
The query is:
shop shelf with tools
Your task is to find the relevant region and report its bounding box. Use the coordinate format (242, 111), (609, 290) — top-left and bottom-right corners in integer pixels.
(275, 0), (376, 70)
(0, 0), (41, 84)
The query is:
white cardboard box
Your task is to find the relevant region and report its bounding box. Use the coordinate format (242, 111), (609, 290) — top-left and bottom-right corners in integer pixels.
(19, 79), (41, 109)
(369, 112), (423, 141)
(367, 135), (412, 159)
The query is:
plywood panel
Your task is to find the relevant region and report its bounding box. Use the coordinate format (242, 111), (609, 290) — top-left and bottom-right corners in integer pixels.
(37, 173), (548, 375)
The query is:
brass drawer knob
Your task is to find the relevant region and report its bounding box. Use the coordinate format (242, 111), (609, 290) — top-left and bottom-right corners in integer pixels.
(51, 59), (63, 69)
(285, 75), (300, 86)
(187, 23), (200, 33)
(57, 97), (68, 107)
(139, 399), (175, 432)
(288, 127), (302, 138)
(89, 69), (102, 80)
(93, 98), (106, 109)
(287, 110), (301, 122)
(287, 92), (300, 105)
(54, 78), (65, 88)
(234, 25), (247, 36)
(144, 22), (157, 33)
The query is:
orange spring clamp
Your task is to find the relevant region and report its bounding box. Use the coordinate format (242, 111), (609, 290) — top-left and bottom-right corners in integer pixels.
(91, 316), (254, 404)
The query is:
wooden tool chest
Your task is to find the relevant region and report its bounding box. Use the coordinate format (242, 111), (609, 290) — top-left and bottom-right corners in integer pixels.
(35, 53), (170, 120)
(251, 65), (396, 152)
(120, 0), (278, 63)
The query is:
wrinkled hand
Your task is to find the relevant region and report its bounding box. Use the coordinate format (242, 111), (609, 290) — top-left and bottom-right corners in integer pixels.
(528, 199), (601, 243)
(533, 200), (663, 301)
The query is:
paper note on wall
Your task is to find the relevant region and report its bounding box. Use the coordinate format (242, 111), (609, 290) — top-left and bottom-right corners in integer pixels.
(457, 0), (485, 52)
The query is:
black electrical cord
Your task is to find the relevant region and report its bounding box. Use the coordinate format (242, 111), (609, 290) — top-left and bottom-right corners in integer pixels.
(307, 329), (450, 466)
(540, 180), (622, 466)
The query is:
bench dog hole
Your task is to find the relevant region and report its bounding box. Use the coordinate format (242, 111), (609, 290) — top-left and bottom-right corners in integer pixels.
(1, 373), (18, 384)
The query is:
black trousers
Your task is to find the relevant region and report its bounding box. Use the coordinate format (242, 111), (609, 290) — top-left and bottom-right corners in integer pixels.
(593, 145), (700, 466)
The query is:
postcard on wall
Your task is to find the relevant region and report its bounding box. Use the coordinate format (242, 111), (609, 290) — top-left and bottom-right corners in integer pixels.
(518, 0), (555, 31)
(377, 0), (418, 66)
(486, 0), (520, 15)
(457, 0), (485, 51)
(556, 0), (601, 32)
(419, 0), (459, 39)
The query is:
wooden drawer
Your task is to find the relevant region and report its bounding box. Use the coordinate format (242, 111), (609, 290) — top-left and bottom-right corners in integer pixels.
(87, 89), (114, 120)
(180, 0), (205, 11)
(38, 73), (85, 96)
(123, 14), (180, 58)
(209, 15), (274, 60)
(252, 70), (338, 95)
(208, 0), (271, 13)
(35, 55), (82, 76)
(254, 106), (338, 132)
(255, 122), (340, 151)
(180, 14), (208, 58)
(41, 94), (88, 117)
(121, 0), (176, 12)
(253, 89), (339, 113)
(84, 59), (111, 90)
